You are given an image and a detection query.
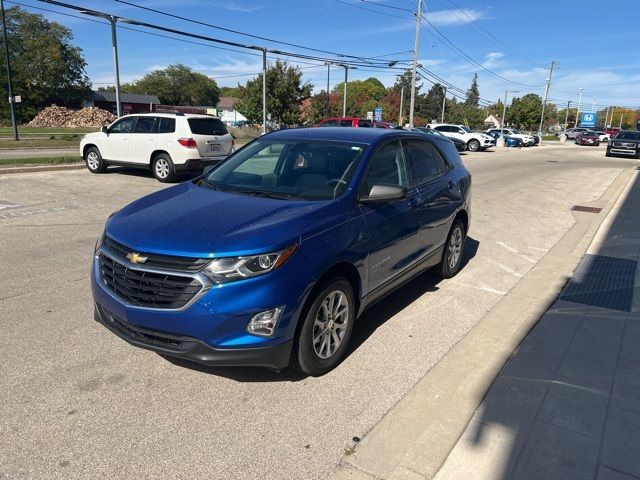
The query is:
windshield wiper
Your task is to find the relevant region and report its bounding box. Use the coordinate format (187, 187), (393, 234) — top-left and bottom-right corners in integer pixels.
(196, 178), (222, 191)
(236, 189), (302, 200)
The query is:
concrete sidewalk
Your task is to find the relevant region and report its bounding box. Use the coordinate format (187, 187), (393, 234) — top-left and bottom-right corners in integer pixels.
(435, 169), (640, 480)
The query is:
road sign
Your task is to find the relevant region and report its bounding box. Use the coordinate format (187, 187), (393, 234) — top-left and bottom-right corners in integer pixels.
(581, 112), (596, 127)
(366, 111), (373, 120)
(374, 106), (382, 122)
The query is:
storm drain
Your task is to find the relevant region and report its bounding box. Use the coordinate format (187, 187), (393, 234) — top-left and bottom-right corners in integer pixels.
(571, 205), (602, 213)
(560, 254), (637, 312)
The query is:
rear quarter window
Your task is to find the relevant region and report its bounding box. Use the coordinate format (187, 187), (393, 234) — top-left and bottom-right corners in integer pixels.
(437, 139), (464, 168)
(188, 118), (228, 135)
(157, 117), (176, 133)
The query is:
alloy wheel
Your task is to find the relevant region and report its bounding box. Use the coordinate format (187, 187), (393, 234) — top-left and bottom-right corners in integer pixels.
(448, 226), (463, 269)
(312, 290), (350, 359)
(155, 158), (170, 179)
(87, 151), (100, 170)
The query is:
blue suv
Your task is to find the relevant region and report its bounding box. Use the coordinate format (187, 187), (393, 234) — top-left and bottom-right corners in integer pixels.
(92, 128), (471, 376)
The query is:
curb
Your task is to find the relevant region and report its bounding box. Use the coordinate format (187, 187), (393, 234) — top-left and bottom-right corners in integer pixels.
(0, 163), (85, 175)
(332, 167), (636, 480)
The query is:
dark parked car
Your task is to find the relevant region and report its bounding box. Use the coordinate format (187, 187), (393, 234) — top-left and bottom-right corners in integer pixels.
(606, 130), (640, 158)
(372, 121), (403, 129)
(92, 128), (471, 376)
(408, 127), (467, 152)
(575, 130), (601, 146)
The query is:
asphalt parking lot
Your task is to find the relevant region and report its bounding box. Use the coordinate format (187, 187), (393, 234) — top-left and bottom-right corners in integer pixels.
(0, 143), (637, 480)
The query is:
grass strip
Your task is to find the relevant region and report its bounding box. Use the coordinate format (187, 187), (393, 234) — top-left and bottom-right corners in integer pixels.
(0, 156), (83, 167)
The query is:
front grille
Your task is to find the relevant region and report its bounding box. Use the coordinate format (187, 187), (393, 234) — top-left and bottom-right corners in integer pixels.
(612, 142), (637, 148)
(99, 253), (203, 309)
(104, 236), (209, 272)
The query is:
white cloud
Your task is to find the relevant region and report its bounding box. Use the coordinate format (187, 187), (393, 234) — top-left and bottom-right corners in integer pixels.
(426, 9), (485, 26)
(222, 2), (265, 13)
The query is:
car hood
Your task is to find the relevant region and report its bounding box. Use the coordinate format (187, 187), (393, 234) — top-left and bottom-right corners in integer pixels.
(105, 181), (335, 258)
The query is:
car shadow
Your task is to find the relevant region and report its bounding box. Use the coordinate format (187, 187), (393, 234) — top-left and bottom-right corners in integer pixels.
(161, 236), (479, 382)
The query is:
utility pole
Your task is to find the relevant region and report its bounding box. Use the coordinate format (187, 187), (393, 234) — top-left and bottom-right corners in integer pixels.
(325, 62), (331, 117)
(604, 106), (610, 128)
(109, 16), (122, 118)
(592, 97), (596, 114)
(398, 85), (404, 126)
(261, 48), (267, 133)
(408, 0), (423, 127)
(575, 87), (583, 128)
(501, 90), (508, 128)
(1, 0), (19, 140)
(564, 100), (572, 129)
(441, 86), (446, 123)
(339, 64), (349, 118)
(619, 114), (624, 129)
(609, 107), (615, 128)
(537, 60), (556, 141)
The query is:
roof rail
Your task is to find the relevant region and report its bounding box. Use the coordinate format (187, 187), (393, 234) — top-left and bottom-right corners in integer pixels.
(155, 110), (185, 116)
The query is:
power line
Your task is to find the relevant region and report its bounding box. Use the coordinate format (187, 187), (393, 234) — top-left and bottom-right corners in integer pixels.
(333, 0), (411, 20)
(434, 0), (541, 67)
(113, 0), (405, 64)
(420, 15), (545, 89)
(357, 0), (414, 13)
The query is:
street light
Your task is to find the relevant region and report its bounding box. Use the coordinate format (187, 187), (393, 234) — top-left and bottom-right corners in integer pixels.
(575, 87), (583, 128)
(325, 62), (331, 117)
(337, 64), (355, 118)
(1, 0), (19, 140)
(501, 90), (519, 128)
(249, 46), (268, 134)
(441, 86), (447, 123)
(81, 9), (122, 117)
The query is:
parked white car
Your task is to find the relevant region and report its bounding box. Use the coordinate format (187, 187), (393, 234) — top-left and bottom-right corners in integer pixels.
(80, 113), (234, 182)
(485, 128), (535, 146)
(426, 123), (495, 151)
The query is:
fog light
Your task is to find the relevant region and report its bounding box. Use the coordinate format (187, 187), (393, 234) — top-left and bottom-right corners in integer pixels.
(247, 307), (283, 337)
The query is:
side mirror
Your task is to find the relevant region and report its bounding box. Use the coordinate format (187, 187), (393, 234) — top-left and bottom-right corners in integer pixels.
(101, 126), (109, 134)
(360, 185), (406, 203)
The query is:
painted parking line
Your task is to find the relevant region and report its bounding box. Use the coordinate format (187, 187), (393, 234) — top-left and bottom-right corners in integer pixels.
(0, 205), (70, 219)
(0, 201), (20, 211)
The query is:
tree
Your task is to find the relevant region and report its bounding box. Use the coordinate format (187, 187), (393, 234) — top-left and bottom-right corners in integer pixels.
(332, 77), (387, 116)
(416, 83), (445, 122)
(506, 93), (543, 129)
(126, 64), (220, 106)
(219, 85), (245, 98)
(0, 6), (91, 123)
(393, 68), (421, 96)
(236, 60), (312, 125)
(465, 74), (480, 108)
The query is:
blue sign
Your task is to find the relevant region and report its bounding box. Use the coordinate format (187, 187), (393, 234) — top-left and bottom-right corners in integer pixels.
(581, 112), (596, 127)
(374, 106), (382, 122)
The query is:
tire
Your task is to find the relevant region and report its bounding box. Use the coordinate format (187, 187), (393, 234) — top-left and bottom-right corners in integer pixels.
(152, 153), (177, 183)
(291, 278), (355, 376)
(605, 150), (612, 157)
(467, 139), (480, 152)
(84, 146), (107, 173)
(437, 219), (466, 279)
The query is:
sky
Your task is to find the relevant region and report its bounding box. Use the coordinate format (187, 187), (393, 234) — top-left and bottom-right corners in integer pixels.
(11, 0), (640, 111)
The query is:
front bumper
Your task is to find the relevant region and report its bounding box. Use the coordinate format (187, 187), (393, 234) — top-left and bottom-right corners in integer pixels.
(94, 302), (293, 369)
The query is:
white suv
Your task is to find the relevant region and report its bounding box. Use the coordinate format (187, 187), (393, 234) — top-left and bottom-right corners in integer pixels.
(80, 113), (234, 182)
(485, 128), (535, 146)
(426, 123), (495, 151)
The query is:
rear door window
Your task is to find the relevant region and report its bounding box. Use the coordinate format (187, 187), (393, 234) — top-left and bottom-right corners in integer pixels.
(403, 139), (448, 186)
(188, 117), (228, 135)
(157, 117), (176, 133)
(358, 119), (373, 128)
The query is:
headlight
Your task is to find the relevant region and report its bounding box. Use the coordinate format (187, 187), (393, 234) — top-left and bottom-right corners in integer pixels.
(202, 244), (298, 284)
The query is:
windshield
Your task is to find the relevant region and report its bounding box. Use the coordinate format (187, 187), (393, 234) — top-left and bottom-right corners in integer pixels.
(201, 139), (366, 201)
(512, 129), (522, 134)
(460, 126), (472, 133)
(616, 131), (640, 140)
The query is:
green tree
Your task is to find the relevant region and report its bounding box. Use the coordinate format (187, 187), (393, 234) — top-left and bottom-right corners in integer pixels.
(393, 68), (422, 96)
(0, 6), (91, 123)
(219, 85), (245, 98)
(237, 60), (312, 124)
(416, 83), (445, 122)
(333, 77), (387, 116)
(126, 64), (219, 106)
(465, 73), (480, 108)
(506, 93), (543, 129)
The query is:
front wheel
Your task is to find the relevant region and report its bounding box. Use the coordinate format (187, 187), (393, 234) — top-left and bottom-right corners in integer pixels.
(291, 278), (355, 376)
(152, 153), (177, 183)
(437, 219), (466, 278)
(84, 147), (107, 173)
(467, 139), (480, 152)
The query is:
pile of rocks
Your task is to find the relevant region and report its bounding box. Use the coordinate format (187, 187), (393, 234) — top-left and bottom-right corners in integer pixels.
(28, 105), (116, 128)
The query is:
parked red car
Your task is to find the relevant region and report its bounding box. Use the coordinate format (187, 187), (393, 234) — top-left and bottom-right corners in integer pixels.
(317, 117), (373, 128)
(372, 121), (402, 129)
(604, 127), (621, 138)
(575, 130), (601, 146)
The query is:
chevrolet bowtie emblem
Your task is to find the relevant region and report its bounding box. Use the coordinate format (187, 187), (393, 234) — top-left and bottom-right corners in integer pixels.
(126, 252), (148, 264)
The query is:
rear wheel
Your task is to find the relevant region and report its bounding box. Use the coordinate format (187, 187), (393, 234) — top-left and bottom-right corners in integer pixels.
(437, 219), (466, 278)
(84, 147), (107, 173)
(291, 278), (355, 376)
(152, 153), (177, 183)
(467, 139), (480, 152)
